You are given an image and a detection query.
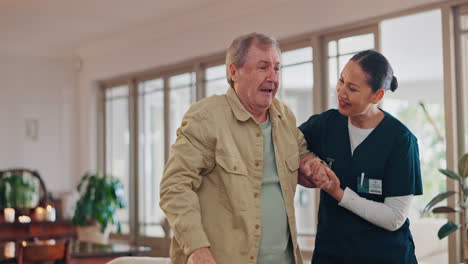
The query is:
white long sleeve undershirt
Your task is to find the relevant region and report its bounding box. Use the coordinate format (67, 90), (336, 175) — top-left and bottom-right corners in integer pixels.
(340, 118), (413, 231)
(338, 188), (413, 231)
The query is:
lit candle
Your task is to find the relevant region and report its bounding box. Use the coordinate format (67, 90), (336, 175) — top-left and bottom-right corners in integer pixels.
(3, 241), (14, 258)
(18, 215), (31, 223)
(34, 206), (45, 221)
(46, 205), (56, 222)
(3, 208), (15, 223)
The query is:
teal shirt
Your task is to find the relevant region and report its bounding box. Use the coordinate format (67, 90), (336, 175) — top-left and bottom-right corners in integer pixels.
(257, 117), (293, 264)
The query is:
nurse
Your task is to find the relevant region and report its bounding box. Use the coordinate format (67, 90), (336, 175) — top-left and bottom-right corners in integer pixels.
(299, 50), (422, 264)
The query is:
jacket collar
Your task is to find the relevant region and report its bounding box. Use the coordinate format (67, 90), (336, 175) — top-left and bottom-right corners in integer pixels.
(226, 87), (283, 123)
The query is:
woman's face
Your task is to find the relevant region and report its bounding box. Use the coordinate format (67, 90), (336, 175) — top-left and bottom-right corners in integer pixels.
(336, 60), (382, 117)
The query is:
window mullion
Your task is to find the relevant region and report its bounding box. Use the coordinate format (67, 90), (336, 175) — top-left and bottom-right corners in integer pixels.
(128, 79), (139, 244)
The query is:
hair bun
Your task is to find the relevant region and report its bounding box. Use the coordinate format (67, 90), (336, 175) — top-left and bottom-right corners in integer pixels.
(390, 76), (398, 92)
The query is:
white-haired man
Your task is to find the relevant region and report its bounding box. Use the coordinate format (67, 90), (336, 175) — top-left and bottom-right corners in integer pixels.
(160, 32), (325, 264)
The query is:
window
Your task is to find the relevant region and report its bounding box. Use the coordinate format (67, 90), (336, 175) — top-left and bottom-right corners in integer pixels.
(280, 47), (316, 236)
(138, 78), (165, 237)
(103, 71), (197, 243)
(381, 9), (447, 262)
(169, 72), (196, 144)
(280, 47), (314, 122)
(205, 64), (228, 97)
(459, 10), (468, 153)
(104, 85), (130, 234)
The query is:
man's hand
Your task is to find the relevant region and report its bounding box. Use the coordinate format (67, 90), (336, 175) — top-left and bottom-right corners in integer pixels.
(298, 155), (328, 188)
(188, 247), (217, 264)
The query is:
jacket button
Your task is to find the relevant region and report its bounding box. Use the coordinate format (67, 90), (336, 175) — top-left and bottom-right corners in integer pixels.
(255, 161), (260, 167)
(250, 256), (254, 260)
(256, 132), (261, 137)
(255, 224), (260, 229)
(254, 192), (259, 198)
(181, 120), (188, 127)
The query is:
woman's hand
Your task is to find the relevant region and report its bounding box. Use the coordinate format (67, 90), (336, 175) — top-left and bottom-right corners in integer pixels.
(319, 167), (344, 202)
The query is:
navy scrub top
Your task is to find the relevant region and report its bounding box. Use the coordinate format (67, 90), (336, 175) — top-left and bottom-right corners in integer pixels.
(299, 109), (423, 264)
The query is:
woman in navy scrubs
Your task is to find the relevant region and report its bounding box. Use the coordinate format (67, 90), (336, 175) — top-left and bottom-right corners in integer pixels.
(299, 50), (422, 264)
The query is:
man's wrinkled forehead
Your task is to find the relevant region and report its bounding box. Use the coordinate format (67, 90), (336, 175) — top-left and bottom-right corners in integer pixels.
(244, 41), (281, 64)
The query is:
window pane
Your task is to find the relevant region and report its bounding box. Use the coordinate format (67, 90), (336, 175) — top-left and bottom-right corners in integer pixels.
(461, 14), (468, 30)
(328, 57), (338, 109)
(169, 72), (195, 144)
(138, 79), (166, 237)
(282, 64), (313, 91)
(170, 73), (192, 89)
(462, 34), (468, 152)
(338, 33), (374, 54)
(206, 64), (225, 81)
(206, 79), (228, 97)
(338, 54), (353, 72)
(280, 47), (314, 123)
(106, 86), (128, 99)
(281, 46), (316, 237)
(282, 47), (313, 66)
(281, 63), (313, 121)
(205, 64), (228, 97)
(328, 41), (337, 57)
(105, 85), (130, 234)
(381, 9), (447, 262)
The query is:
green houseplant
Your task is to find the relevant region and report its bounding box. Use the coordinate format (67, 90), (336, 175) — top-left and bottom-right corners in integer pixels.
(424, 153), (468, 262)
(0, 172), (37, 209)
(72, 172), (125, 243)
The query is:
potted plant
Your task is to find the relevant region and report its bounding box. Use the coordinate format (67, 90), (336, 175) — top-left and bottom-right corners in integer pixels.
(0, 172), (37, 209)
(424, 152), (468, 262)
(72, 172), (125, 244)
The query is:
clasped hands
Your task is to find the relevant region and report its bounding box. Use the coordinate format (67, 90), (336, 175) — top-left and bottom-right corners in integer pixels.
(299, 155), (343, 201)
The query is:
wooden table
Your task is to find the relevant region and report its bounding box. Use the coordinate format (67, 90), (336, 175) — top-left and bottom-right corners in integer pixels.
(0, 240), (151, 264)
(0, 220), (151, 264)
(0, 220), (77, 241)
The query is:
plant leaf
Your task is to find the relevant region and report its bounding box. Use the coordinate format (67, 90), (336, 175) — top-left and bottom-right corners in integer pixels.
(424, 191), (456, 213)
(459, 153), (468, 178)
(432, 206), (459, 214)
(72, 172), (126, 233)
(439, 168), (462, 182)
(438, 221), (460, 239)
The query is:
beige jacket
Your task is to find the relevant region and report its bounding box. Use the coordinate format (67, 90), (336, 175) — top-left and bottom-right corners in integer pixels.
(160, 88), (309, 264)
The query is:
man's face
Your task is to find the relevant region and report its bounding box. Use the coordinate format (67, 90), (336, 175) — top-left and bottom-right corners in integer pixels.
(230, 43), (280, 115)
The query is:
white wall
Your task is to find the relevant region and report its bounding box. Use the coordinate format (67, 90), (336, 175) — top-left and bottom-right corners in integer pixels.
(0, 54), (78, 193)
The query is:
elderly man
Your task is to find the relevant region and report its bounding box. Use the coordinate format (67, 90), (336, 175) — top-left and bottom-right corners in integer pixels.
(160, 32), (324, 264)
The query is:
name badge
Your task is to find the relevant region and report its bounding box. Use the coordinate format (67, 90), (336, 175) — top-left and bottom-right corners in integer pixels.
(368, 179), (382, 195)
(357, 173), (382, 195)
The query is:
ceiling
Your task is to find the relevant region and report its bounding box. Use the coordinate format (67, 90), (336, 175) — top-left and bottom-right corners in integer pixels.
(0, 0), (222, 57)
(1, 0), (443, 59)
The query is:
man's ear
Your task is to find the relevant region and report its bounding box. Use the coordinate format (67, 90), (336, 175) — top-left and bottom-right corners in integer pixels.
(229, 64), (238, 82)
(372, 88), (385, 104)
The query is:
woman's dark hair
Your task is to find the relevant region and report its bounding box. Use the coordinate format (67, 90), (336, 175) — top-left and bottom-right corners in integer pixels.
(350, 50), (398, 92)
